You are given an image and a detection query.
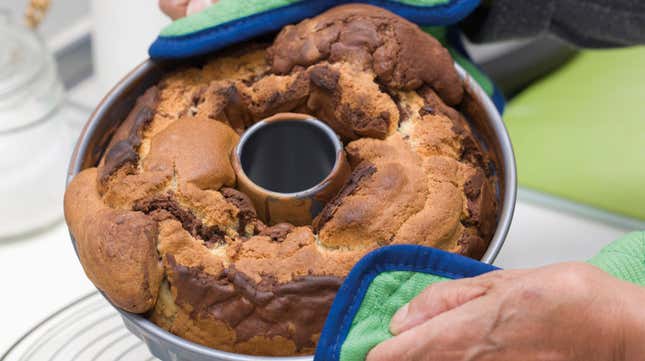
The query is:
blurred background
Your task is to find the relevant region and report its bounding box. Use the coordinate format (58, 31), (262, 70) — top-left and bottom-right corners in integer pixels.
(0, 0), (643, 359)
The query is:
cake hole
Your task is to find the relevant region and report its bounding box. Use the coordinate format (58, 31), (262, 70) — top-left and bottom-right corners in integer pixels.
(239, 119), (338, 193)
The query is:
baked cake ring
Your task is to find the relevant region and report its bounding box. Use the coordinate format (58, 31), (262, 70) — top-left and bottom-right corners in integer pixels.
(64, 4), (498, 356)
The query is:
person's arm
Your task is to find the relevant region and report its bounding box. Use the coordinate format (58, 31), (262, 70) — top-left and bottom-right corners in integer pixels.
(367, 262), (645, 361)
(622, 280), (645, 361)
(460, 0), (645, 47)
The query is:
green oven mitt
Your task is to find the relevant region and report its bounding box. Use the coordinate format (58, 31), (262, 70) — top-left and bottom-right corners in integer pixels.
(589, 231), (645, 286)
(150, 0), (482, 59)
(315, 231), (645, 361)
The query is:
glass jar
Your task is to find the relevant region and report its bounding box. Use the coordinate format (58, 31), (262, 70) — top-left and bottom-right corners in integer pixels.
(0, 12), (74, 239)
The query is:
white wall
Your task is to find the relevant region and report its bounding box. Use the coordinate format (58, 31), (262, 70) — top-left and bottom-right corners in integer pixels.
(90, 0), (169, 92)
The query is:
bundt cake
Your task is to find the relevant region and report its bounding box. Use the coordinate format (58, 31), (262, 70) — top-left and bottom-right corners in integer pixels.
(64, 4), (498, 356)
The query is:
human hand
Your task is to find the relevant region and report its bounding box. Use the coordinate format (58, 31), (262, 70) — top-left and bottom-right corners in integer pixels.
(159, 0), (217, 20)
(367, 262), (645, 361)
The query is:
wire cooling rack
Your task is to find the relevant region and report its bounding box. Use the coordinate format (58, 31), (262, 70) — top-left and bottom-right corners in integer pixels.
(1, 292), (156, 361)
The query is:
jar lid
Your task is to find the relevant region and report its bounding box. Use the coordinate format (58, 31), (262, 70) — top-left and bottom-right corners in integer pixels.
(0, 13), (63, 132)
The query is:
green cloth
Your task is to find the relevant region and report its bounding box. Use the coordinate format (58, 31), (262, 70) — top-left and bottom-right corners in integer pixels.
(161, 0), (301, 37)
(340, 232), (645, 361)
(503, 47), (645, 220)
(161, 0), (449, 37)
(394, 0), (449, 6)
(340, 272), (449, 360)
(590, 231), (645, 286)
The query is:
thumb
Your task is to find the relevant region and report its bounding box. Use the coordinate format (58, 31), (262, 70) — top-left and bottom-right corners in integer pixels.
(389, 276), (491, 335)
(159, 0), (190, 20)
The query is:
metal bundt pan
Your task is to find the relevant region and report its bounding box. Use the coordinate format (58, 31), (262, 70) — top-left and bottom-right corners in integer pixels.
(66, 57), (517, 361)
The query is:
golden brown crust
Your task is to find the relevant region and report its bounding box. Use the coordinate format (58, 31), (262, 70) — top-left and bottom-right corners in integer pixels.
(64, 168), (163, 313)
(143, 115), (239, 190)
(64, 4), (498, 356)
(237, 71), (311, 120)
(97, 86), (160, 193)
(316, 134), (427, 249)
(268, 4), (463, 104)
(307, 62), (399, 140)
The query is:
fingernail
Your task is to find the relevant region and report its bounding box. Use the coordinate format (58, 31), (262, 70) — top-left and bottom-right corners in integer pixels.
(390, 303), (409, 334)
(187, 0), (211, 15)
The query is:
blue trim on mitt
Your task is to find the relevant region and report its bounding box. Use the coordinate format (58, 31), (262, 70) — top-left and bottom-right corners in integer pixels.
(314, 245), (499, 361)
(149, 0), (480, 59)
(491, 86), (506, 114)
(150, 0), (331, 59)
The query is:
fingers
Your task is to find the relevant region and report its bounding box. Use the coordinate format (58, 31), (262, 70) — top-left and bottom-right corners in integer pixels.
(159, 0), (190, 20)
(389, 277), (490, 335)
(369, 296), (493, 361)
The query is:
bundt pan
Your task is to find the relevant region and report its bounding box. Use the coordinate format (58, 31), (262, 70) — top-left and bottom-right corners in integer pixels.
(66, 44), (516, 361)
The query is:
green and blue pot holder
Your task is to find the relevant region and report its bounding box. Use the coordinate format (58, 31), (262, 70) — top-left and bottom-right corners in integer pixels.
(148, 0), (505, 112)
(314, 232), (645, 361)
(314, 245), (498, 361)
(149, 0), (481, 58)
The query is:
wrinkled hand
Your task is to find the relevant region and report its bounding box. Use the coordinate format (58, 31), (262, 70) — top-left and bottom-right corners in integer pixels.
(159, 0), (217, 19)
(367, 262), (645, 361)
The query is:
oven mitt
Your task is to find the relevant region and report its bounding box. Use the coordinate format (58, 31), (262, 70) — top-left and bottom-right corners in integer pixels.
(148, 0), (505, 112)
(314, 245), (499, 361)
(315, 231), (645, 361)
(589, 231), (645, 286)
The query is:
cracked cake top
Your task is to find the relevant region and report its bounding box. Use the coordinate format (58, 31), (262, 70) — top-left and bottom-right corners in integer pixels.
(64, 4), (498, 356)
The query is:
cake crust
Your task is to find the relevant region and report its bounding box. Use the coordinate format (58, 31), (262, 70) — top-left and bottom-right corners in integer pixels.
(64, 4), (498, 356)
(64, 168), (164, 313)
(268, 4), (463, 104)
